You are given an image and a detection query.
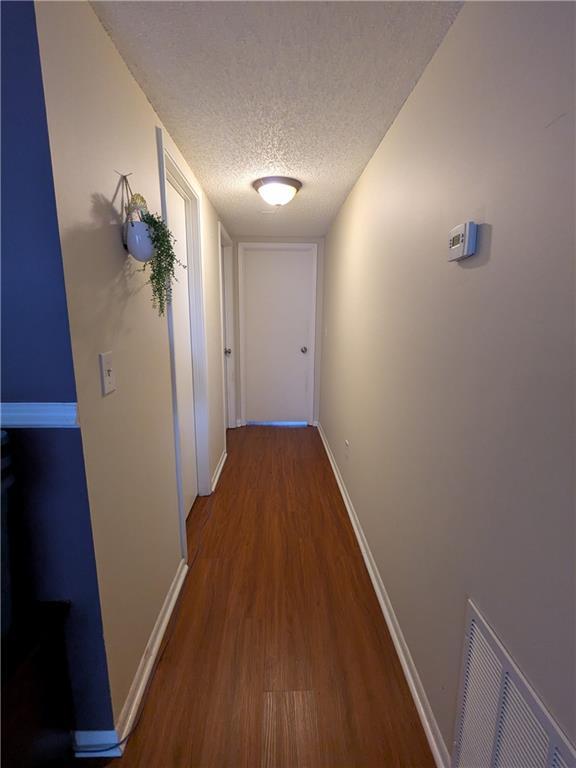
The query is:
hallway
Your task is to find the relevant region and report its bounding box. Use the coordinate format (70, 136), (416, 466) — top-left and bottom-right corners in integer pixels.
(2, 3), (575, 764)
(111, 426), (434, 767)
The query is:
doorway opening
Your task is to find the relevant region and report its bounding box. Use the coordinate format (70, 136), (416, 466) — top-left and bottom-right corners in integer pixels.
(219, 225), (236, 429)
(157, 128), (212, 560)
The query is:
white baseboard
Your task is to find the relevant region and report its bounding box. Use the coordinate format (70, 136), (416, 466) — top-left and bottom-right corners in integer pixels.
(74, 729), (123, 758)
(211, 450), (227, 492)
(316, 424), (450, 768)
(115, 559), (188, 744)
(236, 419), (245, 427)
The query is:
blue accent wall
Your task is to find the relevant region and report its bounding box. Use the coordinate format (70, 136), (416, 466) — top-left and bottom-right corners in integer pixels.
(1, 2), (114, 730)
(8, 428), (115, 729)
(1, 0), (76, 403)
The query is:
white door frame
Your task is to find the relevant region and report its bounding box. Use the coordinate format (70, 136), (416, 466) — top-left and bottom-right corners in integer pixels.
(156, 128), (211, 559)
(219, 224), (236, 429)
(238, 242), (317, 426)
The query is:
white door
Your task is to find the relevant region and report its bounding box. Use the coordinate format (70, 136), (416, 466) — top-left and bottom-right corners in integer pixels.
(167, 180), (198, 516)
(239, 243), (317, 424)
(222, 244), (236, 428)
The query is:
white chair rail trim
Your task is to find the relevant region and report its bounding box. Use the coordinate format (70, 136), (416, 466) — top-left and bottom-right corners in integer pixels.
(1, 402), (79, 428)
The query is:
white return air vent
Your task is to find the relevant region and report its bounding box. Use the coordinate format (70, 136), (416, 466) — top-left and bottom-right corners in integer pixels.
(452, 601), (575, 768)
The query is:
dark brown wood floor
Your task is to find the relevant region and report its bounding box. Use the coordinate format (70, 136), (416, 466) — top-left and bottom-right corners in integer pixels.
(108, 426), (434, 767)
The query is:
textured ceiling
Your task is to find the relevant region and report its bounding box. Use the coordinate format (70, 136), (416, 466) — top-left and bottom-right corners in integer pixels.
(93, 2), (460, 237)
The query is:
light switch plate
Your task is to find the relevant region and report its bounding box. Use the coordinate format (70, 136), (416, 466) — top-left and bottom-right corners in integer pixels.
(99, 351), (116, 396)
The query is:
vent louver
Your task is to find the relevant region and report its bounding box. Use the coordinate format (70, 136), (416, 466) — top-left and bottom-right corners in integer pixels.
(494, 676), (549, 768)
(455, 621), (502, 767)
(552, 749), (570, 768)
(452, 602), (575, 768)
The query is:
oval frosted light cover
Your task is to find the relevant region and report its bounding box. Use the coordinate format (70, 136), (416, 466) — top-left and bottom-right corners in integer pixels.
(258, 182), (297, 206)
(253, 176), (302, 206)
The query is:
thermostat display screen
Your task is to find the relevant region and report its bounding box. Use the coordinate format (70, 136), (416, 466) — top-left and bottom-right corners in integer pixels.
(450, 234), (463, 248)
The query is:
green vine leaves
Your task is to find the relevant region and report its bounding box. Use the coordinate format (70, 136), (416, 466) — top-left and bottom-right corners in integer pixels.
(126, 192), (185, 317)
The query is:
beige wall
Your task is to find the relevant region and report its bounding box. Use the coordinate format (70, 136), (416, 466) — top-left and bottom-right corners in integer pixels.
(320, 1), (575, 749)
(35, 1), (225, 720)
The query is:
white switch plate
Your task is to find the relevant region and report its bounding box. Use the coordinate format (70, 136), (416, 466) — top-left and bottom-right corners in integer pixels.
(99, 351), (116, 396)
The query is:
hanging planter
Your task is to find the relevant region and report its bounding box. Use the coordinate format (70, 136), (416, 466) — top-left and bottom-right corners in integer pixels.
(126, 220), (155, 263)
(121, 178), (184, 316)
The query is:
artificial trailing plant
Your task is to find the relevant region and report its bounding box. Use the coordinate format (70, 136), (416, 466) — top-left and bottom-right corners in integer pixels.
(126, 192), (185, 316)
(140, 210), (184, 316)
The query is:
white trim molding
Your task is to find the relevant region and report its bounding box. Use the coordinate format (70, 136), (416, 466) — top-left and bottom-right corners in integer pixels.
(157, 127), (213, 558)
(211, 450), (227, 492)
(221, 236), (236, 430)
(317, 423), (450, 768)
(157, 127), (212, 501)
(115, 559), (188, 744)
(74, 729), (123, 758)
(1, 402), (79, 428)
(218, 224), (232, 436)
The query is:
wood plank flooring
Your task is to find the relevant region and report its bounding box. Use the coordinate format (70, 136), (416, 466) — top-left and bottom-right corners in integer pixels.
(108, 426), (435, 767)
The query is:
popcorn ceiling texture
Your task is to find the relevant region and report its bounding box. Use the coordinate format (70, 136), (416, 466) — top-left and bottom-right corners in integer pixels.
(93, 2), (460, 237)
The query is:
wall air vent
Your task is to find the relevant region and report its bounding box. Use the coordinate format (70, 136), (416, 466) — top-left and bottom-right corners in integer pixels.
(552, 748), (570, 768)
(452, 601), (575, 768)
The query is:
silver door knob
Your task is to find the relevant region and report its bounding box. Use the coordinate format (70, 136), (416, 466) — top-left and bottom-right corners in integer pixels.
(301, 346), (308, 354)
(224, 348), (232, 356)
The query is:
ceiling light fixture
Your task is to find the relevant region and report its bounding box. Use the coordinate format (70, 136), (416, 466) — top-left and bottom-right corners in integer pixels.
(252, 176), (302, 207)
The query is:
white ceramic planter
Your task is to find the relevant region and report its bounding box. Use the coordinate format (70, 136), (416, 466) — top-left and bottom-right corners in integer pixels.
(126, 221), (154, 262)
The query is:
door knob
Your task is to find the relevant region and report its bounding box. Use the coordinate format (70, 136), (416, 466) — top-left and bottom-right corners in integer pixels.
(301, 346), (308, 354)
(224, 348), (232, 356)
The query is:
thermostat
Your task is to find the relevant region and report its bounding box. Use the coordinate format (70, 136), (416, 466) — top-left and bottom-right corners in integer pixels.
(448, 221), (477, 261)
